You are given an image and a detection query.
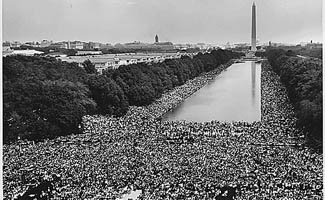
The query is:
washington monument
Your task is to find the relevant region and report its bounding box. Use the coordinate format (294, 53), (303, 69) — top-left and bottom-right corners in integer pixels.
(251, 2), (257, 51)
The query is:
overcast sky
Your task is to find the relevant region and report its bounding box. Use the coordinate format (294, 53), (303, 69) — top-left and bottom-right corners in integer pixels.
(2, 0), (323, 44)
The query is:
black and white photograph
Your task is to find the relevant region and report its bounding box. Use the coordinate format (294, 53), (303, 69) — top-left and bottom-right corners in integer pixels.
(1, 0), (323, 199)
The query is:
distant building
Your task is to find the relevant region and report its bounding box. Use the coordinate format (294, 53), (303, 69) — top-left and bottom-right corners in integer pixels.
(70, 41), (84, 49)
(91, 42), (100, 50)
(46, 52), (68, 58)
(306, 42), (322, 49)
(300, 42), (307, 47)
(50, 42), (68, 49)
(234, 43), (249, 48)
(196, 43), (207, 49)
(174, 43), (206, 50)
(4, 49), (44, 57)
(3, 41), (11, 47)
(4, 41), (22, 48)
(24, 42), (40, 48)
(100, 43), (114, 49)
(114, 43), (124, 49)
(83, 42), (91, 50)
(62, 42), (68, 49)
(2, 42), (13, 56)
(174, 44), (188, 50)
(84, 42), (101, 50)
(76, 51), (102, 56)
(124, 41), (151, 49)
(153, 42), (174, 50)
(300, 41), (322, 49)
(225, 42), (234, 49)
(113, 38), (175, 51)
(40, 40), (53, 48)
(155, 34), (159, 43)
(59, 52), (191, 74)
(3, 46), (11, 52)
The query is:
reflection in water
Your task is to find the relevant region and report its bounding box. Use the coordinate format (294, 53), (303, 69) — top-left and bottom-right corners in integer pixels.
(162, 61), (261, 122)
(251, 61), (256, 102)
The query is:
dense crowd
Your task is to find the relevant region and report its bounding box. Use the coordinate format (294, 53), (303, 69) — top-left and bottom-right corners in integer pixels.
(3, 61), (322, 199)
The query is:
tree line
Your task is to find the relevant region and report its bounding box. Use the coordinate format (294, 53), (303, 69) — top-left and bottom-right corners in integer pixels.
(3, 50), (241, 143)
(266, 49), (322, 151)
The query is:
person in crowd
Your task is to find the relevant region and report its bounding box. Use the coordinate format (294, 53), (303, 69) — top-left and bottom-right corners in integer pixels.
(3, 62), (322, 199)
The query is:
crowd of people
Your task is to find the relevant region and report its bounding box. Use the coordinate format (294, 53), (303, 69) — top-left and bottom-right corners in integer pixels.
(3, 61), (322, 199)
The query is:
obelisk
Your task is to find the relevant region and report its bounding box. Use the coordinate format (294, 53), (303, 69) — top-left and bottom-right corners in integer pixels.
(251, 2), (256, 51)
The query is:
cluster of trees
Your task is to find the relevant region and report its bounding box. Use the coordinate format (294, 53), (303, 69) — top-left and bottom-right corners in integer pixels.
(105, 49), (241, 106)
(255, 51), (266, 58)
(266, 49), (322, 150)
(3, 50), (241, 143)
(3, 56), (95, 142)
(294, 47), (322, 59)
(266, 45), (322, 59)
(252, 45), (322, 59)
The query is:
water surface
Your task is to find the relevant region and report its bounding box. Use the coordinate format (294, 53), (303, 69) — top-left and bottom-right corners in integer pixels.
(162, 61), (261, 122)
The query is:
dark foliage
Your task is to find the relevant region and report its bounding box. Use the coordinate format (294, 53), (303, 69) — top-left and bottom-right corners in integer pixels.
(86, 75), (129, 116)
(3, 50), (240, 142)
(265, 46), (322, 59)
(3, 55), (86, 83)
(266, 49), (322, 150)
(297, 48), (322, 59)
(255, 51), (266, 58)
(82, 59), (97, 74)
(3, 56), (95, 143)
(3, 79), (96, 142)
(106, 49), (241, 106)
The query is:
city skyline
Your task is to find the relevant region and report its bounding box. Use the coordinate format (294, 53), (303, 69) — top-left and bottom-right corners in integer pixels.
(2, 0), (323, 44)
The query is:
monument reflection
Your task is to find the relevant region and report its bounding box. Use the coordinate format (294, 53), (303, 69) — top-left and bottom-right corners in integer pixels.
(162, 61), (261, 122)
(251, 61), (256, 103)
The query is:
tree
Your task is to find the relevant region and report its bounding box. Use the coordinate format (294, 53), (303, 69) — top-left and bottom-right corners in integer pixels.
(83, 59), (97, 74)
(128, 85), (155, 106)
(87, 75), (129, 116)
(266, 48), (323, 151)
(3, 50), (241, 142)
(3, 80), (96, 142)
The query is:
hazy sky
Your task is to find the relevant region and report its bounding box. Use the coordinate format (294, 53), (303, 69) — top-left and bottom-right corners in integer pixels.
(2, 0), (323, 44)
